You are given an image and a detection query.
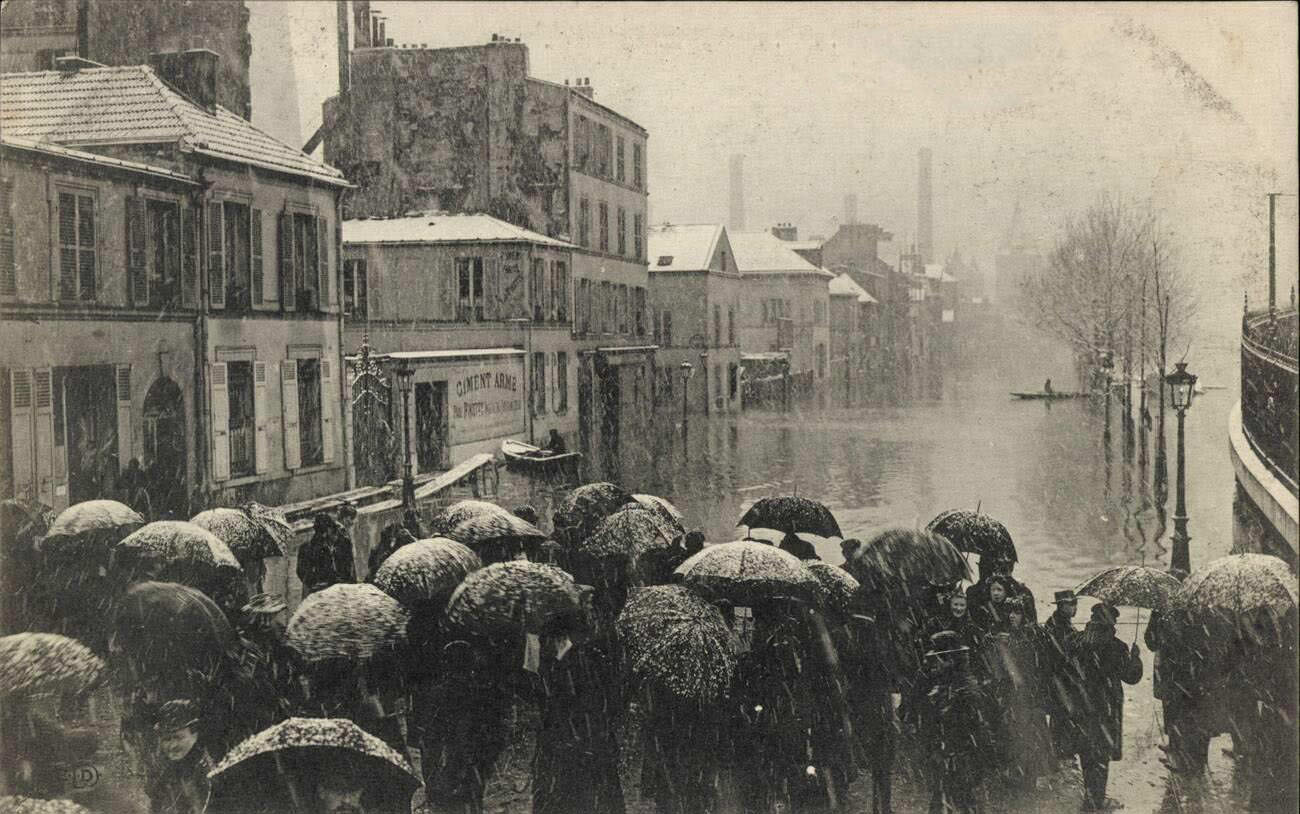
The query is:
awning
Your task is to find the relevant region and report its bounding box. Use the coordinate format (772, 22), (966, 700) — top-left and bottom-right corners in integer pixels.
(379, 347), (524, 362)
(594, 345), (659, 355)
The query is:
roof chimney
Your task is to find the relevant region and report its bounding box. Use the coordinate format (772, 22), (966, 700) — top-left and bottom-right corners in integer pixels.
(771, 224), (798, 241)
(149, 49), (220, 112)
(572, 78), (595, 99)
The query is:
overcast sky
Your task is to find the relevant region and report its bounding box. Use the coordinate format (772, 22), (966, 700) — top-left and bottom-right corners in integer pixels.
(250, 1), (1297, 348)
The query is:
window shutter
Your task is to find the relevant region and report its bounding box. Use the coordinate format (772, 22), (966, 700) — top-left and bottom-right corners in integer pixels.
(281, 360), (301, 470)
(253, 361), (269, 474)
(9, 370), (34, 500)
(57, 192), (77, 301)
(317, 215), (329, 309)
(320, 358), (335, 464)
(180, 205), (197, 308)
(208, 202), (225, 309)
(125, 197), (147, 307)
(33, 369), (54, 506)
(0, 178), (15, 297)
(115, 365), (132, 476)
(251, 209), (264, 306)
(209, 362), (230, 482)
(279, 212), (296, 311)
(76, 196), (95, 301)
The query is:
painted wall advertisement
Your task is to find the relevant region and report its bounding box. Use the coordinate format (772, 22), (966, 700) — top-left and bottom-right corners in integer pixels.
(447, 358), (525, 445)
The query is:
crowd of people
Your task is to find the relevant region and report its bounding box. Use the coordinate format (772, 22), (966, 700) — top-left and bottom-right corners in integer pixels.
(1, 491), (1296, 814)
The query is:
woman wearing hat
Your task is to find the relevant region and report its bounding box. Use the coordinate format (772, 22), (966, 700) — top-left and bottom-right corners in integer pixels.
(917, 630), (991, 814)
(147, 699), (212, 814)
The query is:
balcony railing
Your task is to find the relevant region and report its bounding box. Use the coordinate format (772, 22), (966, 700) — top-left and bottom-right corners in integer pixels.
(1241, 307), (1299, 496)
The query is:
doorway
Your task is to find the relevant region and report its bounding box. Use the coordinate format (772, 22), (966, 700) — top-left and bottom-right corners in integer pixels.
(599, 366), (620, 476)
(60, 366), (118, 505)
(415, 380), (448, 472)
(143, 377), (186, 519)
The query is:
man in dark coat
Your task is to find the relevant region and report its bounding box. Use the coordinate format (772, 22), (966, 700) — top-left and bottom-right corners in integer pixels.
(1064, 603), (1143, 812)
(917, 630), (992, 814)
(778, 531), (820, 561)
(367, 523), (416, 582)
(966, 556), (1037, 624)
(148, 700), (212, 814)
(1042, 589), (1079, 759)
(297, 510), (356, 596)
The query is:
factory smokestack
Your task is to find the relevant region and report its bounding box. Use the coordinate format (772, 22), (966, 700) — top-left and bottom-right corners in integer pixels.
(917, 147), (933, 264)
(729, 154), (746, 231)
(843, 193), (858, 226)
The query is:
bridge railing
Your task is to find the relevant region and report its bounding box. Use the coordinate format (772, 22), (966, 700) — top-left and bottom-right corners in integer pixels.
(1241, 307), (1299, 496)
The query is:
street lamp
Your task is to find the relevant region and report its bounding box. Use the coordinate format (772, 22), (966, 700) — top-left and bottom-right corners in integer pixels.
(1165, 361), (1197, 577)
(394, 361), (416, 510)
(679, 361), (694, 438)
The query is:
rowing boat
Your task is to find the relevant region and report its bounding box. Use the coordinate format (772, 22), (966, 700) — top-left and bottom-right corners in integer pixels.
(500, 439), (582, 476)
(1010, 391), (1089, 400)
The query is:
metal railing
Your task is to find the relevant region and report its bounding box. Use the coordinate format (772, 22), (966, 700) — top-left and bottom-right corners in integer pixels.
(1241, 307), (1299, 495)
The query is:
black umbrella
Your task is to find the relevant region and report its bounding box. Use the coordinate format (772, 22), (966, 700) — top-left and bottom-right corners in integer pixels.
(617, 585), (736, 702)
(191, 504), (292, 563)
(110, 581), (237, 690)
(285, 584), (410, 664)
(436, 499), (510, 533)
(0, 632), (105, 698)
(674, 540), (819, 605)
(372, 537), (482, 608)
(805, 561), (862, 617)
(629, 494), (686, 536)
(576, 507), (676, 562)
(926, 509), (1017, 562)
(854, 527), (970, 587)
(445, 561), (584, 636)
(40, 499), (144, 558)
(446, 512), (546, 549)
(0, 797), (93, 814)
(555, 482), (634, 542)
(739, 496), (842, 542)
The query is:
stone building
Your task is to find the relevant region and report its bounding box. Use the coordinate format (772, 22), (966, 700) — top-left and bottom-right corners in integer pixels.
(1, 57), (350, 513)
(828, 272), (879, 407)
(647, 224), (743, 416)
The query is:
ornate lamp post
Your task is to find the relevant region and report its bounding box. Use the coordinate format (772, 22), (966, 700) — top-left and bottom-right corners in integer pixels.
(679, 361), (694, 438)
(394, 361), (416, 510)
(1165, 361), (1197, 577)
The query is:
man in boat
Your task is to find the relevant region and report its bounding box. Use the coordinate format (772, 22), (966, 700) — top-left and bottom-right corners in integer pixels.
(1044, 378), (1053, 395)
(545, 428), (567, 455)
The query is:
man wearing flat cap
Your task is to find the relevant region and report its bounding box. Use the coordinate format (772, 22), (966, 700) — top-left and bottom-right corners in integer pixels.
(147, 699), (211, 814)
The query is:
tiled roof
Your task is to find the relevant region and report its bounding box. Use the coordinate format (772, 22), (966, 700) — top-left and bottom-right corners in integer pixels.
(829, 272), (878, 304)
(1, 134), (198, 184)
(343, 212), (575, 248)
(647, 223), (723, 272)
(0, 66), (347, 186)
(729, 231), (834, 277)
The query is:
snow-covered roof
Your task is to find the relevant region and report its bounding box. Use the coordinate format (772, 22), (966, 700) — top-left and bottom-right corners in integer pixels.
(729, 231), (834, 277)
(648, 223), (723, 272)
(343, 212), (575, 248)
(829, 272), (878, 304)
(0, 134), (199, 184)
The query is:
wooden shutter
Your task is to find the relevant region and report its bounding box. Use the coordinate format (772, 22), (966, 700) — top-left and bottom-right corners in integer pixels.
(0, 178), (15, 298)
(57, 192), (77, 300)
(115, 364), (132, 475)
(208, 202), (225, 309)
(33, 369), (53, 506)
(279, 212), (296, 311)
(281, 360), (301, 470)
(251, 209), (264, 306)
(209, 362), (230, 482)
(320, 358), (335, 464)
(9, 370), (33, 500)
(180, 205), (197, 308)
(253, 361), (269, 474)
(126, 197), (147, 307)
(317, 215), (329, 310)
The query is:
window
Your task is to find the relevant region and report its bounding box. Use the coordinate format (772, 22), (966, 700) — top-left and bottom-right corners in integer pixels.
(596, 124), (611, 177)
(713, 304), (722, 347)
(343, 258), (367, 317)
(577, 278), (590, 334)
(598, 202), (609, 252)
(555, 351), (568, 414)
(227, 360), (255, 477)
(633, 287), (646, 336)
(550, 260), (569, 321)
(728, 306), (736, 345)
(616, 208), (627, 256)
(57, 191), (95, 300)
(530, 257), (546, 322)
(142, 200), (181, 309)
(599, 281), (612, 333)
(817, 344), (827, 379)
(575, 115), (591, 172)
(296, 358), (325, 466)
(814, 299), (826, 325)
(633, 143), (643, 189)
(282, 212), (323, 311)
(531, 351), (546, 417)
(653, 310), (661, 344)
(633, 213), (643, 260)
(224, 201), (251, 309)
(616, 136), (625, 183)
(1, 178), (15, 298)
(661, 309), (673, 347)
(617, 284), (628, 333)
(578, 197), (590, 248)
(456, 256), (485, 321)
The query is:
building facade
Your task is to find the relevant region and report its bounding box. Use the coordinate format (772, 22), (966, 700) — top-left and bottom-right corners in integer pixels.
(647, 224), (743, 416)
(1, 59), (350, 513)
(828, 272), (879, 407)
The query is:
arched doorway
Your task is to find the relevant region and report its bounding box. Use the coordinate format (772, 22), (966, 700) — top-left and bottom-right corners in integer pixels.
(142, 377), (187, 519)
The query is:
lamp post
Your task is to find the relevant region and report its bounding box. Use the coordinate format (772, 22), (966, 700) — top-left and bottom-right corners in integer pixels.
(395, 361), (416, 510)
(679, 361), (694, 439)
(1165, 361), (1197, 577)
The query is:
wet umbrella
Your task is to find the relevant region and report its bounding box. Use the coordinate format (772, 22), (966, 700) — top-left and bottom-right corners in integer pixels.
(109, 520), (243, 600)
(40, 499), (144, 556)
(855, 527), (970, 587)
(926, 509), (1017, 562)
(0, 797), (93, 814)
(0, 499), (49, 547)
(446, 511), (546, 550)
(437, 499), (509, 531)
(286, 584), (409, 664)
(555, 482), (634, 541)
(805, 561), (862, 617)
(577, 507), (676, 561)
(674, 540), (819, 605)
(617, 585), (736, 702)
(191, 503), (291, 562)
(630, 494), (686, 535)
(739, 496), (842, 542)
(1075, 565), (1182, 610)
(111, 581), (236, 673)
(208, 717), (420, 814)
(372, 537), (482, 608)
(445, 561), (584, 636)
(0, 633), (105, 698)
(1174, 553), (1298, 617)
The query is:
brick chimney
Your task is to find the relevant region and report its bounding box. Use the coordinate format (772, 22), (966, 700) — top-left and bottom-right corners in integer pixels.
(572, 77), (595, 99)
(150, 49), (220, 112)
(771, 223), (798, 241)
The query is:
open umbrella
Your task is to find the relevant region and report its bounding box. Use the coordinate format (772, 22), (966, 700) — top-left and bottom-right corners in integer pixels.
(577, 507), (676, 561)
(1174, 553), (1297, 617)
(0, 797), (93, 814)
(674, 540), (819, 605)
(111, 581), (236, 675)
(445, 561), (584, 636)
(191, 504), (291, 563)
(437, 499), (510, 532)
(0, 633), (105, 698)
(41, 499), (144, 556)
(739, 496), (842, 542)
(805, 562), (862, 617)
(854, 528), (970, 587)
(110, 521), (243, 601)
(926, 509), (1017, 563)
(286, 584), (409, 664)
(373, 538), (481, 608)
(630, 494), (686, 535)
(1075, 565), (1182, 610)
(208, 717), (420, 814)
(555, 482), (634, 542)
(446, 511), (546, 550)
(617, 585), (736, 702)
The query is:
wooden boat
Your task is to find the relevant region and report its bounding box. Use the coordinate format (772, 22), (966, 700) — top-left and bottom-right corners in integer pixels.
(500, 439), (582, 476)
(1010, 391), (1089, 400)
